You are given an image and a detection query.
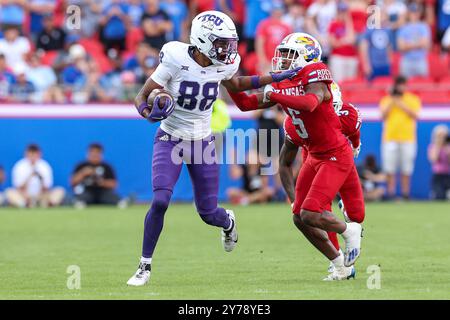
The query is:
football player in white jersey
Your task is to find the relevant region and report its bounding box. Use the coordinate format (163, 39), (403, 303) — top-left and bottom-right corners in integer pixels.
(127, 10), (299, 286)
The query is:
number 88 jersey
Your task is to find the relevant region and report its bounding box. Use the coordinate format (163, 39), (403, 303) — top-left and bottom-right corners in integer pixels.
(150, 41), (240, 140)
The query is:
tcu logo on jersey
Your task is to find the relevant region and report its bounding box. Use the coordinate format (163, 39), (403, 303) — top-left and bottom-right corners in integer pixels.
(198, 14), (224, 27)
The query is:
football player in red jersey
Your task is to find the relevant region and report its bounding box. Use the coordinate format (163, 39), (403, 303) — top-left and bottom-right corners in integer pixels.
(227, 33), (364, 280)
(279, 82), (365, 279)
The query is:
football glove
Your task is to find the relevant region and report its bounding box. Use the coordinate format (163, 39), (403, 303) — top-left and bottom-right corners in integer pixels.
(271, 66), (302, 82)
(352, 143), (362, 159)
(263, 84), (274, 103)
(148, 95), (175, 123)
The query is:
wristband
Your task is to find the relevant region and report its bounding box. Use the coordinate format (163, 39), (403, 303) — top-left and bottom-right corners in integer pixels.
(250, 75), (260, 89)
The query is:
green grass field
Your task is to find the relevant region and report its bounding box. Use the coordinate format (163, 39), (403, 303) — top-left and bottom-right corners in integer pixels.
(0, 202), (449, 300)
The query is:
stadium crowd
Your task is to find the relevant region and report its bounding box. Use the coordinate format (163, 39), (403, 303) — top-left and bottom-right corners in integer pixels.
(0, 0), (449, 103)
(0, 0), (449, 207)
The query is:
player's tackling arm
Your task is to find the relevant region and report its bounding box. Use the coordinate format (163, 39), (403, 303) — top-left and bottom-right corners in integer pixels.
(279, 137), (300, 203)
(227, 90), (276, 111)
(134, 77), (164, 118)
(267, 82), (330, 112)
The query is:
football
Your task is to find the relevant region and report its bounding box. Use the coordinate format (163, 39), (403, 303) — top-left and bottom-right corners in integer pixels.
(147, 89), (174, 110)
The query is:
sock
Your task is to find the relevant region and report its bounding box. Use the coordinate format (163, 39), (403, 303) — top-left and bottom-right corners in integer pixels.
(327, 231), (340, 251)
(331, 251), (344, 268)
(223, 216), (234, 232)
(141, 189), (171, 258)
(140, 256), (152, 264)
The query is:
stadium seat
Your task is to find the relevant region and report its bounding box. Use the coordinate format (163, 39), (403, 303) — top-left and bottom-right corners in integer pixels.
(428, 51), (449, 81)
(391, 52), (401, 76)
(407, 76), (435, 90)
(40, 50), (59, 66)
(79, 38), (113, 73)
(417, 90), (450, 103)
(346, 88), (384, 104)
(126, 27), (144, 55)
(339, 77), (368, 90)
(371, 76), (393, 90)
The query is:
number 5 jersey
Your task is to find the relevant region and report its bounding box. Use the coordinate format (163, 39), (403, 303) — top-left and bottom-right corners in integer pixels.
(271, 62), (349, 157)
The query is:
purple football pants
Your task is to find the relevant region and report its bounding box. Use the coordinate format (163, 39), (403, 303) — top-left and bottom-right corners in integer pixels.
(142, 128), (231, 258)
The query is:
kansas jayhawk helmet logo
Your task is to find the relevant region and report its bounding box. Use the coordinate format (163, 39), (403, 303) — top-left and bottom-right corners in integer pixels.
(272, 32), (323, 71)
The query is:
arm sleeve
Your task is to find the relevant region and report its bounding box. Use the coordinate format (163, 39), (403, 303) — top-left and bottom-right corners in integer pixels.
(270, 92), (320, 112)
(228, 91), (259, 111)
(42, 162), (53, 188)
(348, 131), (361, 149)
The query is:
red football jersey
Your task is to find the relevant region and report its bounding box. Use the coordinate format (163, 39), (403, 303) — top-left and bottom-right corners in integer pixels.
(283, 101), (362, 149)
(273, 62), (348, 156)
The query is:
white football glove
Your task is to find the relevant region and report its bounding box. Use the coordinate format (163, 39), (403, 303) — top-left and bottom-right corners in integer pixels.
(352, 142), (362, 159)
(263, 84), (274, 103)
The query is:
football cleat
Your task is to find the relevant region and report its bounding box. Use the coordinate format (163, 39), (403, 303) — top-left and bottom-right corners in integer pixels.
(222, 210), (238, 252)
(342, 222), (363, 267)
(323, 266), (355, 281)
(126, 262), (151, 286)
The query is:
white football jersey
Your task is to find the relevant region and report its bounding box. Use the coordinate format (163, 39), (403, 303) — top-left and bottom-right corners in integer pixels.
(150, 41), (240, 140)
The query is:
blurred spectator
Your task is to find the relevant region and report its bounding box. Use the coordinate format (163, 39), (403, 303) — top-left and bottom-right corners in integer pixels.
(5, 144), (65, 208)
(428, 124), (450, 200)
(359, 9), (393, 80)
(141, 0), (173, 50)
(79, 61), (110, 103)
(99, 49), (124, 101)
(9, 65), (35, 102)
(348, 0), (369, 37)
(216, 0), (245, 40)
(26, 53), (64, 103)
(397, 3), (431, 78)
(441, 24), (450, 50)
(0, 53), (15, 101)
(71, 143), (121, 208)
(306, 0), (337, 61)
(0, 0), (27, 29)
(123, 42), (159, 84)
(28, 0), (57, 40)
(0, 165), (5, 206)
(99, 0), (130, 54)
(243, 0), (272, 52)
(357, 154), (387, 201)
(282, 1), (307, 33)
(437, 0), (450, 41)
(227, 149), (275, 205)
(36, 13), (66, 52)
(379, 0), (407, 31)
(60, 44), (88, 100)
(255, 1), (292, 74)
(0, 25), (31, 72)
(128, 0), (146, 27)
(328, 1), (358, 83)
(380, 76), (421, 199)
(52, 34), (83, 73)
(160, 0), (189, 41)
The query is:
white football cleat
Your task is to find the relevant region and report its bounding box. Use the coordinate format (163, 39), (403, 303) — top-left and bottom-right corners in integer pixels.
(222, 210), (238, 252)
(127, 262), (151, 286)
(323, 266), (355, 281)
(341, 222), (363, 267)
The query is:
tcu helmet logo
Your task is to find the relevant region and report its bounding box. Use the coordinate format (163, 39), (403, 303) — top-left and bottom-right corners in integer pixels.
(198, 14), (224, 28)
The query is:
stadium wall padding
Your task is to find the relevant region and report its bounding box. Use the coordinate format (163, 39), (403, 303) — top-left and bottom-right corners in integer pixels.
(0, 115), (448, 202)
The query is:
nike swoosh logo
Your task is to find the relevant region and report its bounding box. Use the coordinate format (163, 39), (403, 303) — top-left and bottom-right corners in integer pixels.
(217, 70), (225, 73)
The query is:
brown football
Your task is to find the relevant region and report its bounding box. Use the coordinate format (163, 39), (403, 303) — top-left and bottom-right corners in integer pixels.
(147, 89), (174, 110)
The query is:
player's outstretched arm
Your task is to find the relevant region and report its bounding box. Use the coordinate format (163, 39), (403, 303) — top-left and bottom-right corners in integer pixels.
(227, 89), (276, 112)
(266, 82), (330, 112)
(222, 67), (301, 93)
(279, 137), (300, 203)
(134, 77), (164, 118)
